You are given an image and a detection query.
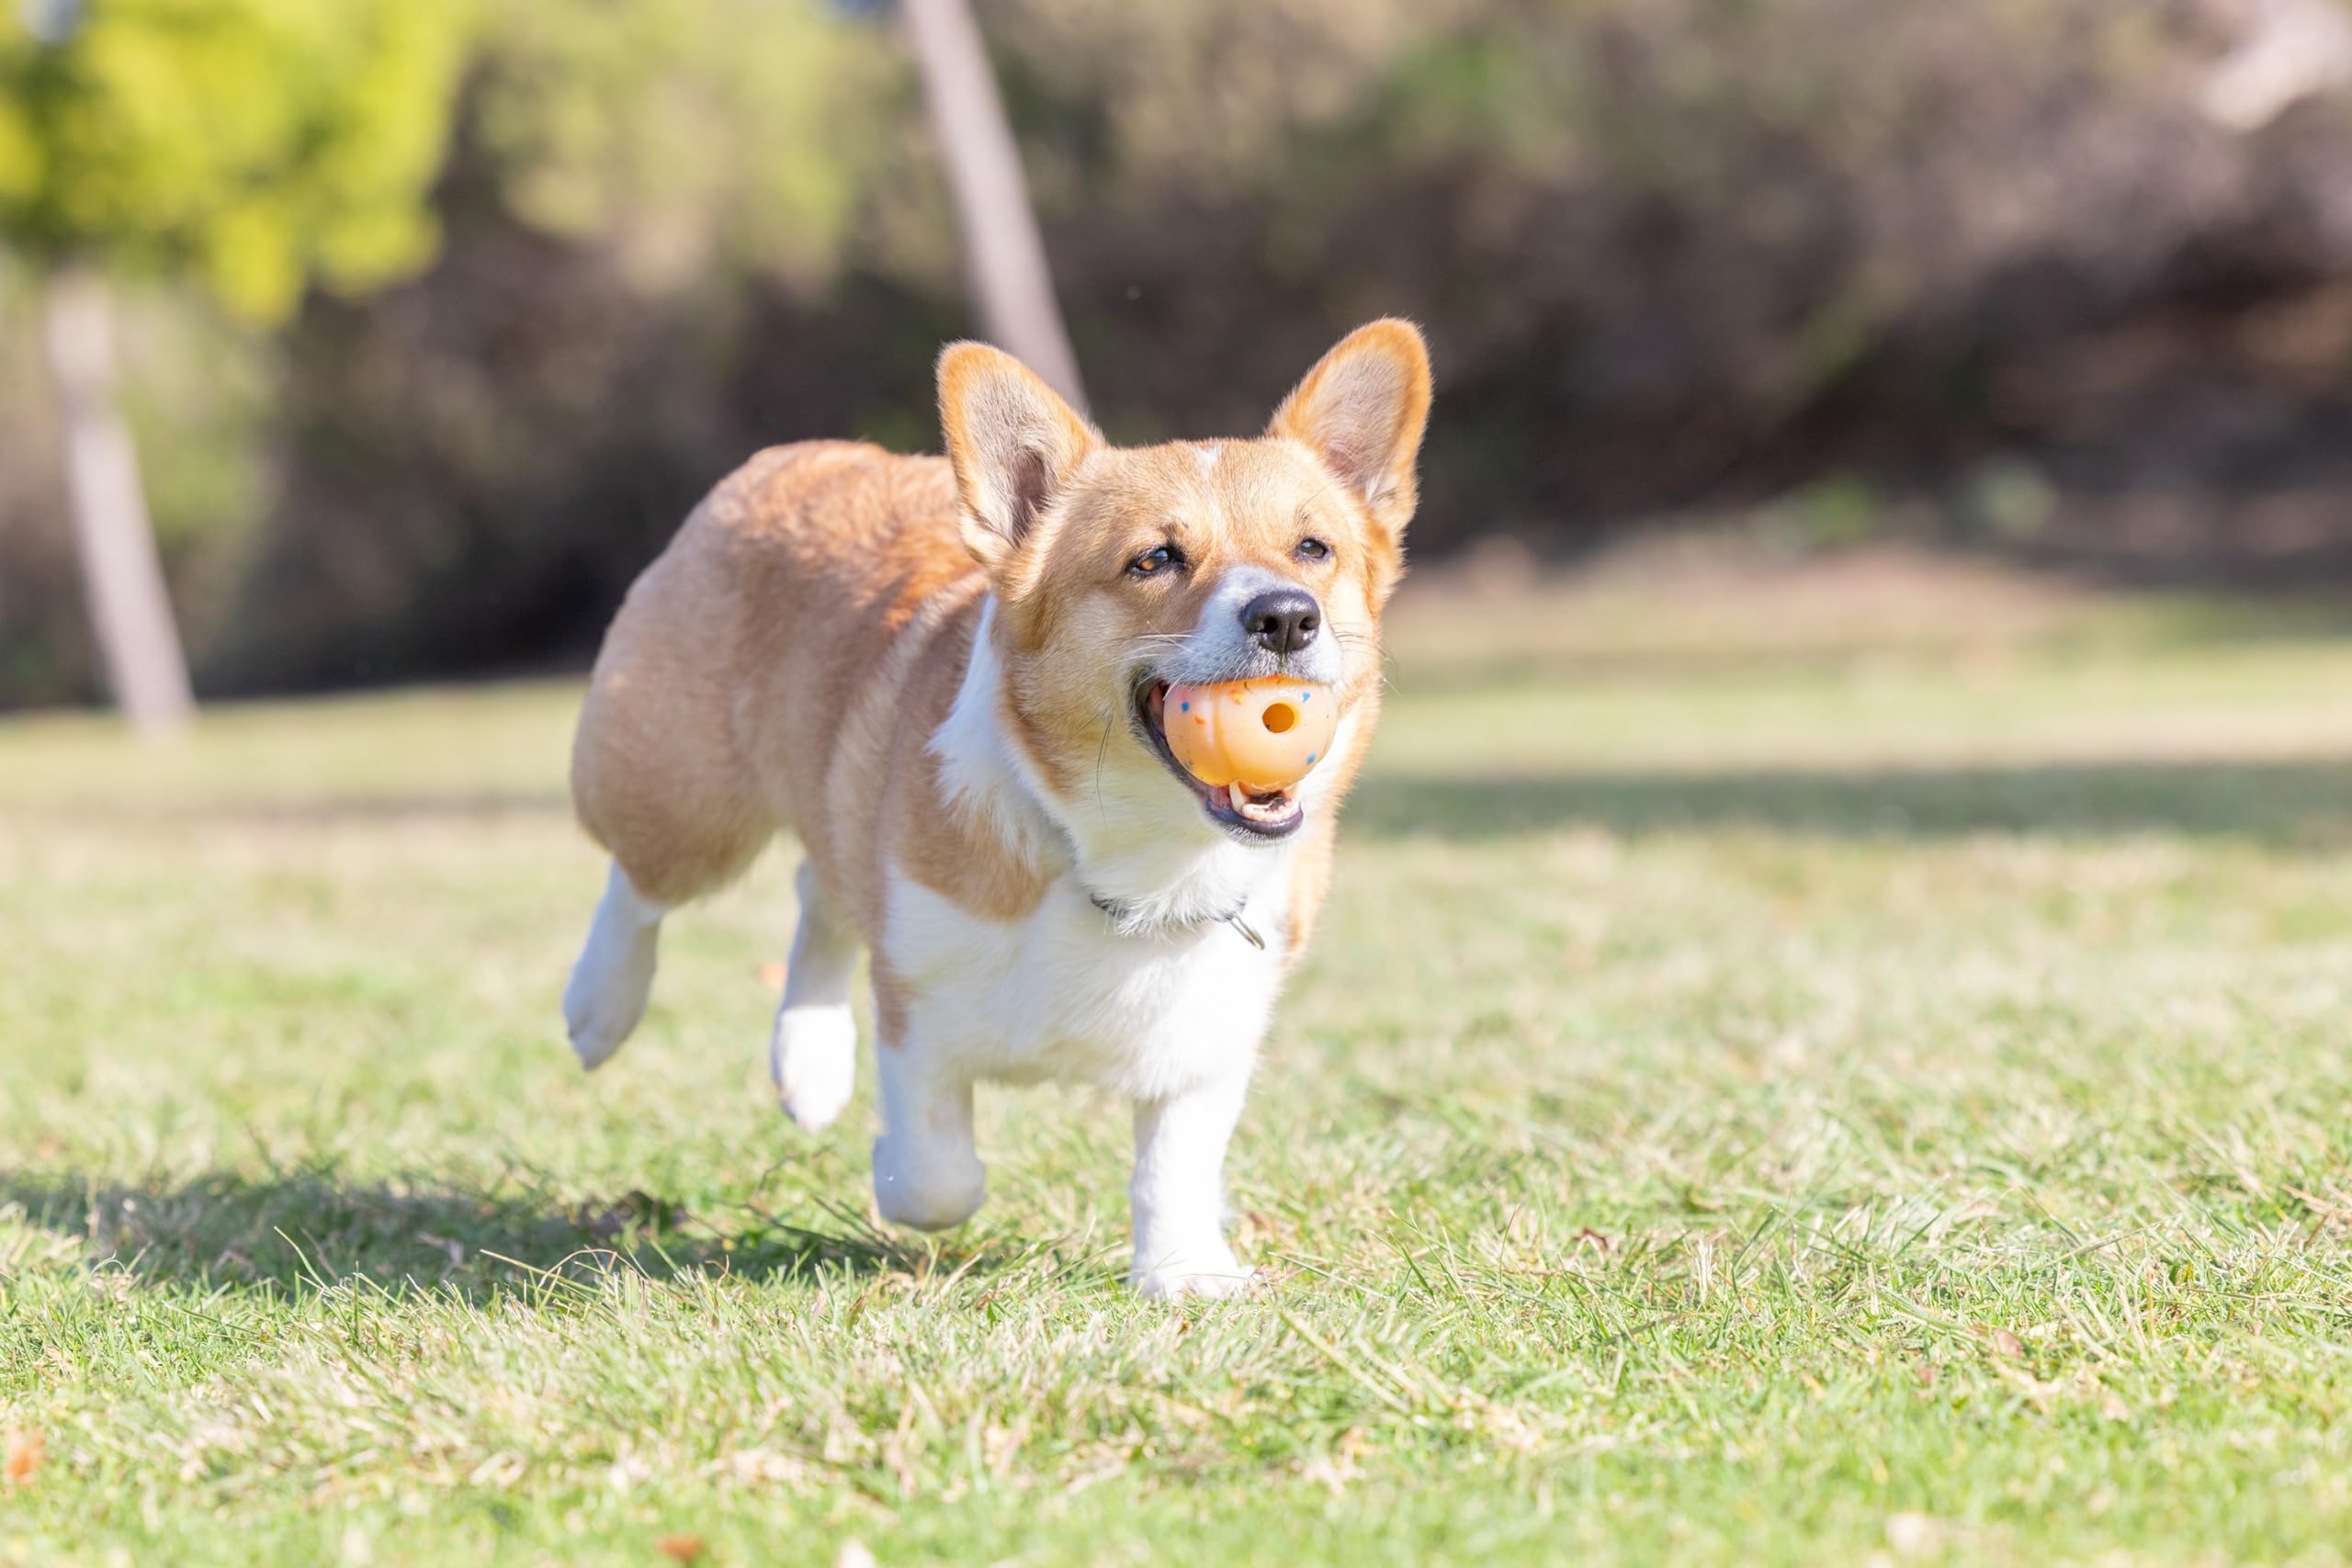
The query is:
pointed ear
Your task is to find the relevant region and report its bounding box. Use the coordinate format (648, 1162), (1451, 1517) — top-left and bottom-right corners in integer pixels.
(1267, 318), (1432, 533)
(938, 341), (1100, 574)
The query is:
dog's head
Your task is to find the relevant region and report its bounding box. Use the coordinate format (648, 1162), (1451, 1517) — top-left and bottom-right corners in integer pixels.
(939, 321), (1430, 861)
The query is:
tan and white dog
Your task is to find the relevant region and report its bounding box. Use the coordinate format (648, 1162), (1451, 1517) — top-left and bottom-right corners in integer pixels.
(561, 320), (1431, 1297)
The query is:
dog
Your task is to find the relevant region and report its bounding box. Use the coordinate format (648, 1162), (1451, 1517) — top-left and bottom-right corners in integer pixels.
(561, 320), (1431, 1297)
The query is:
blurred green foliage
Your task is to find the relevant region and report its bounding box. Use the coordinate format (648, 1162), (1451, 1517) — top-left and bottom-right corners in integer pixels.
(0, 0), (905, 704)
(471, 0), (897, 294)
(0, 0), (474, 321)
(4, 0), (2352, 708)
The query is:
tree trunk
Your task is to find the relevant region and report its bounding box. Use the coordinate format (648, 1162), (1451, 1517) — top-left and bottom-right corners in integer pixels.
(901, 0), (1090, 415)
(41, 262), (195, 737)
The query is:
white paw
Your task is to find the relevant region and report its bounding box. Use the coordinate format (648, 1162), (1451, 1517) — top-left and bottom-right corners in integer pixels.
(771, 1002), (859, 1131)
(562, 928), (658, 1072)
(872, 1137), (987, 1231)
(1131, 1243), (1254, 1300)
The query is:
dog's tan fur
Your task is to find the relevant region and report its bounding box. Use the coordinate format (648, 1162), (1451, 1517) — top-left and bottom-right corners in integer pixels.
(574, 321), (1428, 963)
(566, 320), (1430, 1293)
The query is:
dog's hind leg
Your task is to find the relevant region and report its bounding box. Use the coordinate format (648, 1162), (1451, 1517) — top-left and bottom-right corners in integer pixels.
(564, 555), (775, 1071)
(771, 861), (862, 1131)
(563, 862), (668, 1070)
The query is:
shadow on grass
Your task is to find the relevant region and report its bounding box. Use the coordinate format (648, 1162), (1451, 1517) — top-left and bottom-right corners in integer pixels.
(1349, 755), (2352, 843)
(0, 1167), (945, 1301)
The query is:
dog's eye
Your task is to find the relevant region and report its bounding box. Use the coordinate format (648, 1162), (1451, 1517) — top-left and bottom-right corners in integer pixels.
(1128, 544), (1182, 578)
(1295, 536), (1331, 562)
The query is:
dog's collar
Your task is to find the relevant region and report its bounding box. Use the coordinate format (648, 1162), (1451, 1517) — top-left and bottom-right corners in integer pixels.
(1088, 890), (1267, 951)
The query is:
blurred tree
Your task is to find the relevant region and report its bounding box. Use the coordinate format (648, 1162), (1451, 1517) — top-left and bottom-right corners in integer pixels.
(9, 0), (2352, 709)
(0, 0), (471, 732)
(193, 0), (910, 695)
(900, 0), (1086, 412)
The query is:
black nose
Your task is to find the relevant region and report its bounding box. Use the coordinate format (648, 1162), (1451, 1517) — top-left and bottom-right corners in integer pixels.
(1240, 588), (1321, 655)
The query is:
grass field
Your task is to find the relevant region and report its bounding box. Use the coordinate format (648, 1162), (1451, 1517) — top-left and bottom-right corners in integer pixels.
(8, 547), (2352, 1565)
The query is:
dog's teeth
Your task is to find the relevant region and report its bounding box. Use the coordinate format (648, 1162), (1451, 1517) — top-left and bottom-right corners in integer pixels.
(1229, 784), (1249, 814)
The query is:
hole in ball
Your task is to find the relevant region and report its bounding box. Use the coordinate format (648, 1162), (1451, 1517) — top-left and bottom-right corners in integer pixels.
(1261, 703), (1298, 734)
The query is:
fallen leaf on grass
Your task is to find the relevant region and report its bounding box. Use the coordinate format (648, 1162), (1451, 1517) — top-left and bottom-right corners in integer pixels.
(4, 1427), (43, 1485)
(656, 1534), (707, 1563)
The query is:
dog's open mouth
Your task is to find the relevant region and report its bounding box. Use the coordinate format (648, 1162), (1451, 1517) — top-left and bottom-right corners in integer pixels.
(1135, 681), (1306, 840)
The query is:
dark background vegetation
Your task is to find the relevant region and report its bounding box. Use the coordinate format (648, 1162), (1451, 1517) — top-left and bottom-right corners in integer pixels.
(6, 0), (2352, 707)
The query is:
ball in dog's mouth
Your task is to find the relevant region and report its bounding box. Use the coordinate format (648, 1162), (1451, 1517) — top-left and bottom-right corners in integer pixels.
(1139, 681), (1306, 838)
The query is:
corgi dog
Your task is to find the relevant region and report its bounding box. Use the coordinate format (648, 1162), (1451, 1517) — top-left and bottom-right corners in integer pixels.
(561, 320), (1431, 1297)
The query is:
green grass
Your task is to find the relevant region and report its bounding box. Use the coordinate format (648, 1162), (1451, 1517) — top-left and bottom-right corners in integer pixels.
(8, 554), (2352, 1565)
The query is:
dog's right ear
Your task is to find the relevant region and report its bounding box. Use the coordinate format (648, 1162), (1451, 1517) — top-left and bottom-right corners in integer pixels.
(937, 342), (1100, 575)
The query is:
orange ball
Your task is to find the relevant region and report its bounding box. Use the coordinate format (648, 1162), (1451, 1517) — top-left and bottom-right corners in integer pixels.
(1162, 676), (1339, 792)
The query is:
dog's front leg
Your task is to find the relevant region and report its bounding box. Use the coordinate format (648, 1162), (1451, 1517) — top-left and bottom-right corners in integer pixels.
(1129, 1071), (1255, 1299)
(871, 1040), (988, 1232)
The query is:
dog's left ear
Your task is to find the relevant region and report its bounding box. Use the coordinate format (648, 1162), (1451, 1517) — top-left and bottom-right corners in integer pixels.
(938, 341), (1101, 576)
(1268, 318), (1432, 534)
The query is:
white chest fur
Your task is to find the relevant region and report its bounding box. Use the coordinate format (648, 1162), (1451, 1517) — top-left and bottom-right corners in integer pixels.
(882, 868), (1290, 1102)
(895, 594), (1303, 1100)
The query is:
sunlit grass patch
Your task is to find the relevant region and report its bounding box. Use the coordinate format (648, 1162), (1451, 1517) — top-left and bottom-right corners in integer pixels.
(6, 562), (2352, 1564)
